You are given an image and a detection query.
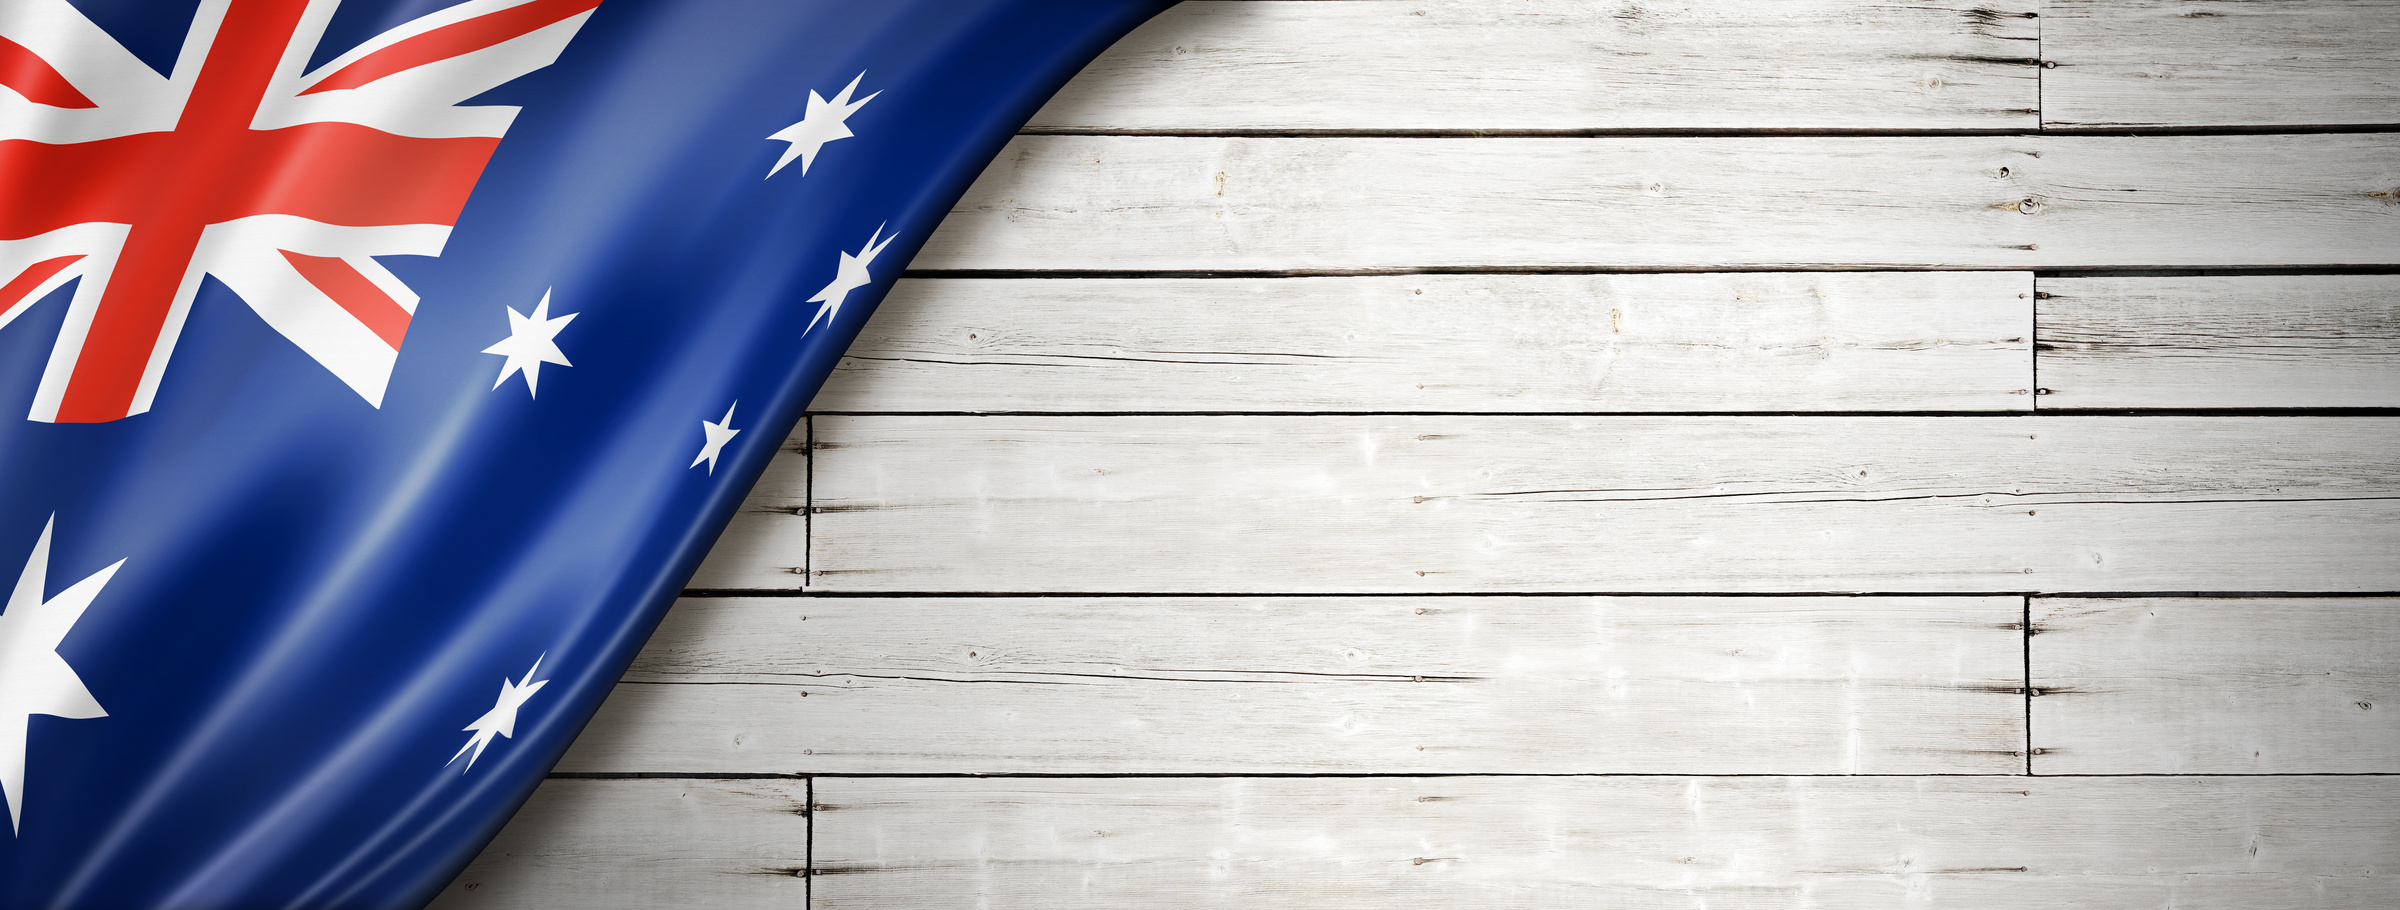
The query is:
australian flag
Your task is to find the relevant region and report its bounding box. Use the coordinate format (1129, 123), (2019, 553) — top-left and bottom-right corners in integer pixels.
(0, 0), (1167, 906)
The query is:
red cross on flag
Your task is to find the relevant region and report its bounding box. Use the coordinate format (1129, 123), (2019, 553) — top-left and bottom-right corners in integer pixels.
(0, 0), (599, 424)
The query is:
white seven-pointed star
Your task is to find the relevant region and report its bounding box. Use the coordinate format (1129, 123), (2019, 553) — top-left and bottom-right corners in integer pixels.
(804, 224), (896, 336)
(0, 517), (123, 834)
(482, 290), (579, 398)
(451, 654), (550, 772)
(766, 72), (880, 178)
(691, 402), (742, 474)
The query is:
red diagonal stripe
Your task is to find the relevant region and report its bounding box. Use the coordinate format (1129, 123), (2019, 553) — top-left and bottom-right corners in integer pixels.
(281, 250), (410, 349)
(0, 254), (83, 312)
(0, 35), (96, 108)
(300, 0), (602, 95)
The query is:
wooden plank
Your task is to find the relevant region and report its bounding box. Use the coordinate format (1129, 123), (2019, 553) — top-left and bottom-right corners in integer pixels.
(809, 273), (2035, 414)
(429, 780), (808, 910)
(2036, 276), (2400, 409)
(557, 595), (2026, 775)
(2032, 597), (2400, 774)
(690, 435), (810, 590)
(783, 415), (2400, 594)
(811, 776), (2400, 909)
(1028, 0), (2038, 131)
(2041, 0), (2400, 129)
(914, 135), (2400, 271)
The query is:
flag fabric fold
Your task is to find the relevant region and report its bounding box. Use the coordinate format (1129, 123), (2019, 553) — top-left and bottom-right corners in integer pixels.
(0, 0), (1169, 905)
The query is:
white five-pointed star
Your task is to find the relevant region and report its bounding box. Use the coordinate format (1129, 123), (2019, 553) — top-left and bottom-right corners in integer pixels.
(0, 517), (123, 834)
(804, 224), (896, 336)
(451, 655), (550, 772)
(766, 72), (879, 178)
(482, 290), (578, 398)
(691, 402), (742, 474)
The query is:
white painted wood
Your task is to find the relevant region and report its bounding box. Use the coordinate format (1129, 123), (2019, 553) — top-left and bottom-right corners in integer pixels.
(1029, 0), (2038, 131)
(2032, 597), (2400, 774)
(524, 10), (2400, 906)
(915, 135), (2400, 271)
(690, 436), (811, 590)
(809, 273), (2035, 414)
(430, 780), (808, 910)
(811, 776), (2400, 909)
(2042, 0), (2400, 129)
(558, 595), (2026, 775)
(2037, 276), (2400, 409)
(782, 416), (2400, 593)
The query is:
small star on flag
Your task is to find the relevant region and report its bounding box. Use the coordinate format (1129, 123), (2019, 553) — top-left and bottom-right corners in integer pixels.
(766, 72), (879, 178)
(483, 290), (579, 398)
(451, 655), (550, 773)
(692, 402), (743, 474)
(804, 224), (896, 336)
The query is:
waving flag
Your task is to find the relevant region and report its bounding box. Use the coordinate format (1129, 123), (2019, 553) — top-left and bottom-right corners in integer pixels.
(0, 0), (1167, 906)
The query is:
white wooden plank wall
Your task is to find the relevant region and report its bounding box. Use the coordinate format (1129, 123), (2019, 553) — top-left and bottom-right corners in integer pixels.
(435, 2), (2400, 907)
(2038, 276), (2400, 408)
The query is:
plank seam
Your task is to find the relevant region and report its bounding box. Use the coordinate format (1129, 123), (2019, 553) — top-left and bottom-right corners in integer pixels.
(676, 590), (2400, 599)
(798, 409), (2400, 417)
(802, 415), (813, 590)
(902, 267), (2400, 279)
(547, 771), (2400, 780)
(1010, 125), (2400, 138)
(804, 776), (815, 906)
(2034, 0), (2045, 130)
(2023, 594), (2036, 776)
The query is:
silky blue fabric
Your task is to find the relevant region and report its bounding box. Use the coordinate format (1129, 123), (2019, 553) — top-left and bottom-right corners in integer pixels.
(0, 1), (1167, 906)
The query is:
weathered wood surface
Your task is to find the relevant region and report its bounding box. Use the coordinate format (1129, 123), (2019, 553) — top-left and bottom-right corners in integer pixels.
(811, 776), (2400, 910)
(784, 416), (2400, 594)
(692, 441), (812, 591)
(914, 135), (2400, 271)
(2041, 0), (2400, 129)
(558, 596), (2026, 775)
(2032, 597), (2400, 774)
(533, 6), (2400, 906)
(430, 780), (809, 910)
(2037, 276), (2400, 409)
(809, 273), (2034, 414)
(1027, 0), (2038, 132)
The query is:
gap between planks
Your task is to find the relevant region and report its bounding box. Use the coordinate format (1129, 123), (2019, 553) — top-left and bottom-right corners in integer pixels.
(900, 266), (2400, 278)
(1015, 126), (2400, 138)
(542, 772), (2400, 780)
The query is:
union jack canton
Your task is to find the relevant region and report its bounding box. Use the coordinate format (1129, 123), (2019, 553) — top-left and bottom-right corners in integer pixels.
(1, 0), (597, 424)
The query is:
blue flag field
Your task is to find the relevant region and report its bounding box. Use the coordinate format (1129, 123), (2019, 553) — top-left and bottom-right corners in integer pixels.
(0, 0), (1167, 905)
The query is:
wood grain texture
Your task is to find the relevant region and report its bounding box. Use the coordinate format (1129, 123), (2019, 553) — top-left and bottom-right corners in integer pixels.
(1028, 0), (2039, 131)
(558, 596), (2026, 775)
(811, 776), (2400, 910)
(691, 439), (812, 590)
(2042, 0), (2400, 129)
(2032, 597), (2400, 774)
(809, 273), (2035, 414)
(2037, 276), (2400, 409)
(914, 135), (2400, 271)
(430, 780), (809, 910)
(786, 416), (2400, 594)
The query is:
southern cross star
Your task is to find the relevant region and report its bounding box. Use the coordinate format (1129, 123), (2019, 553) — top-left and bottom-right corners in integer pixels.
(483, 290), (579, 398)
(692, 402), (742, 474)
(451, 654), (550, 772)
(804, 224), (896, 336)
(0, 517), (124, 834)
(766, 72), (879, 178)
